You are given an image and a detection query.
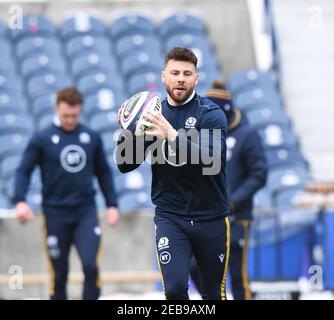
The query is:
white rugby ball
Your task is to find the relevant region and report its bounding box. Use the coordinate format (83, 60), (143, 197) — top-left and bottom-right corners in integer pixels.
(120, 91), (161, 136)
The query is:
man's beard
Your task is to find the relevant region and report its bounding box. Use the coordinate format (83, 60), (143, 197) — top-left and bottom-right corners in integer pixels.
(166, 85), (194, 104)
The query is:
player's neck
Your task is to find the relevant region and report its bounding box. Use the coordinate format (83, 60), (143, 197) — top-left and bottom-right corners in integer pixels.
(167, 91), (195, 107)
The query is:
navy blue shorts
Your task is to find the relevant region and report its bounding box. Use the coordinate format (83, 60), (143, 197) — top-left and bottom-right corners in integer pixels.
(154, 214), (230, 300)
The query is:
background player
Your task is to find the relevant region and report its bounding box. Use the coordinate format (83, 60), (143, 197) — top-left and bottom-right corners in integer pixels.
(190, 81), (268, 300)
(13, 86), (119, 300)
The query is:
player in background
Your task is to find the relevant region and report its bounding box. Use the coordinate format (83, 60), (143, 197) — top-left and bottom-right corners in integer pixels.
(13, 87), (119, 300)
(117, 47), (230, 300)
(190, 81), (268, 300)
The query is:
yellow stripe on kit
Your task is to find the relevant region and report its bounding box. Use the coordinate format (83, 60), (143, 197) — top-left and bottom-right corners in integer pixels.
(155, 249), (167, 299)
(96, 229), (103, 289)
(42, 216), (55, 297)
(242, 221), (252, 300)
(221, 216), (231, 300)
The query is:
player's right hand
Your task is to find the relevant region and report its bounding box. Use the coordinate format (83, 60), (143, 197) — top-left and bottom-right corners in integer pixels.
(117, 100), (128, 125)
(15, 202), (35, 225)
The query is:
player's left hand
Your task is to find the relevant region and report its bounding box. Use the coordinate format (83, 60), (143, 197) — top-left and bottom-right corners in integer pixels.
(142, 113), (178, 141)
(107, 207), (119, 226)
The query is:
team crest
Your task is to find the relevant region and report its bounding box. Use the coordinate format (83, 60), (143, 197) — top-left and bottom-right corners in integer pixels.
(185, 117), (197, 129)
(79, 132), (91, 144)
(158, 237), (169, 251)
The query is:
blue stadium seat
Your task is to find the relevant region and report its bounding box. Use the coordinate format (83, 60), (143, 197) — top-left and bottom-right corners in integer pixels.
(16, 36), (62, 61)
(0, 20), (6, 38)
(0, 39), (12, 60)
(265, 147), (308, 169)
(27, 73), (72, 98)
(88, 110), (119, 133)
(118, 190), (153, 214)
(253, 187), (273, 212)
(164, 33), (212, 54)
(10, 15), (56, 42)
(128, 72), (164, 96)
(32, 93), (56, 119)
(273, 187), (306, 209)
(0, 154), (22, 179)
(77, 72), (124, 98)
(160, 13), (206, 38)
(21, 54), (67, 80)
(234, 87), (282, 111)
(121, 50), (163, 79)
(61, 14), (106, 40)
(114, 165), (151, 195)
(0, 114), (33, 134)
(71, 53), (118, 79)
(228, 69), (277, 94)
(115, 34), (161, 58)
(0, 133), (31, 160)
(36, 113), (55, 131)
(66, 35), (111, 60)
(0, 93), (28, 114)
(266, 166), (309, 194)
(258, 124), (298, 149)
(110, 14), (156, 40)
(245, 108), (290, 128)
(84, 88), (124, 119)
(0, 191), (10, 209)
(100, 131), (118, 154)
(0, 56), (16, 75)
(0, 74), (23, 95)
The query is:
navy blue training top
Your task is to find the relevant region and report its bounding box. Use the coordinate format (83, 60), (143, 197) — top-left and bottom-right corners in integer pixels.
(117, 93), (229, 221)
(13, 123), (118, 211)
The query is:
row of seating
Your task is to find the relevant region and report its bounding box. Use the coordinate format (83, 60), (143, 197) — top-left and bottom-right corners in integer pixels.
(228, 69), (310, 211)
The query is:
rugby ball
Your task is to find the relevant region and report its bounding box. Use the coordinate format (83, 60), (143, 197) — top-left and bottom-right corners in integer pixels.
(120, 91), (162, 136)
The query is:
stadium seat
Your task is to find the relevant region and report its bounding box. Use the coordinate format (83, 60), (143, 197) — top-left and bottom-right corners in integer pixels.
(0, 133), (31, 160)
(0, 191), (9, 209)
(36, 113), (55, 131)
(21, 54), (67, 80)
(0, 39), (12, 60)
(115, 34), (161, 58)
(88, 110), (119, 133)
(66, 35), (111, 61)
(0, 20), (6, 38)
(61, 14), (106, 40)
(71, 53), (118, 79)
(114, 165), (151, 195)
(118, 190), (153, 214)
(10, 15), (56, 42)
(160, 13), (207, 38)
(0, 93), (28, 114)
(83, 89), (124, 120)
(265, 148), (308, 170)
(0, 57), (17, 75)
(266, 166), (310, 194)
(27, 73), (72, 98)
(77, 72), (124, 98)
(273, 187), (306, 209)
(16, 37), (62, 61)
(128, 72), (164, 96)
(110, 14), (156, 40)
(0, 154), (22, 179)
(0, 74), (23, 95)
(228, 69), (277, 95)
(32, 93), (56, 119)
(121, 50), (163, 79)
(0, 114), (33, 134)
(245, 108), (290, 128)
(100, 131), (118, 155)
(258, 124), (299, 149)
(253, 187), (273, 212)
(234, 87), (282, 111)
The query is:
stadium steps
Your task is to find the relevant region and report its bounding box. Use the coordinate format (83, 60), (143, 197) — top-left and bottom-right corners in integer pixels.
(272, 0), (334, 181)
